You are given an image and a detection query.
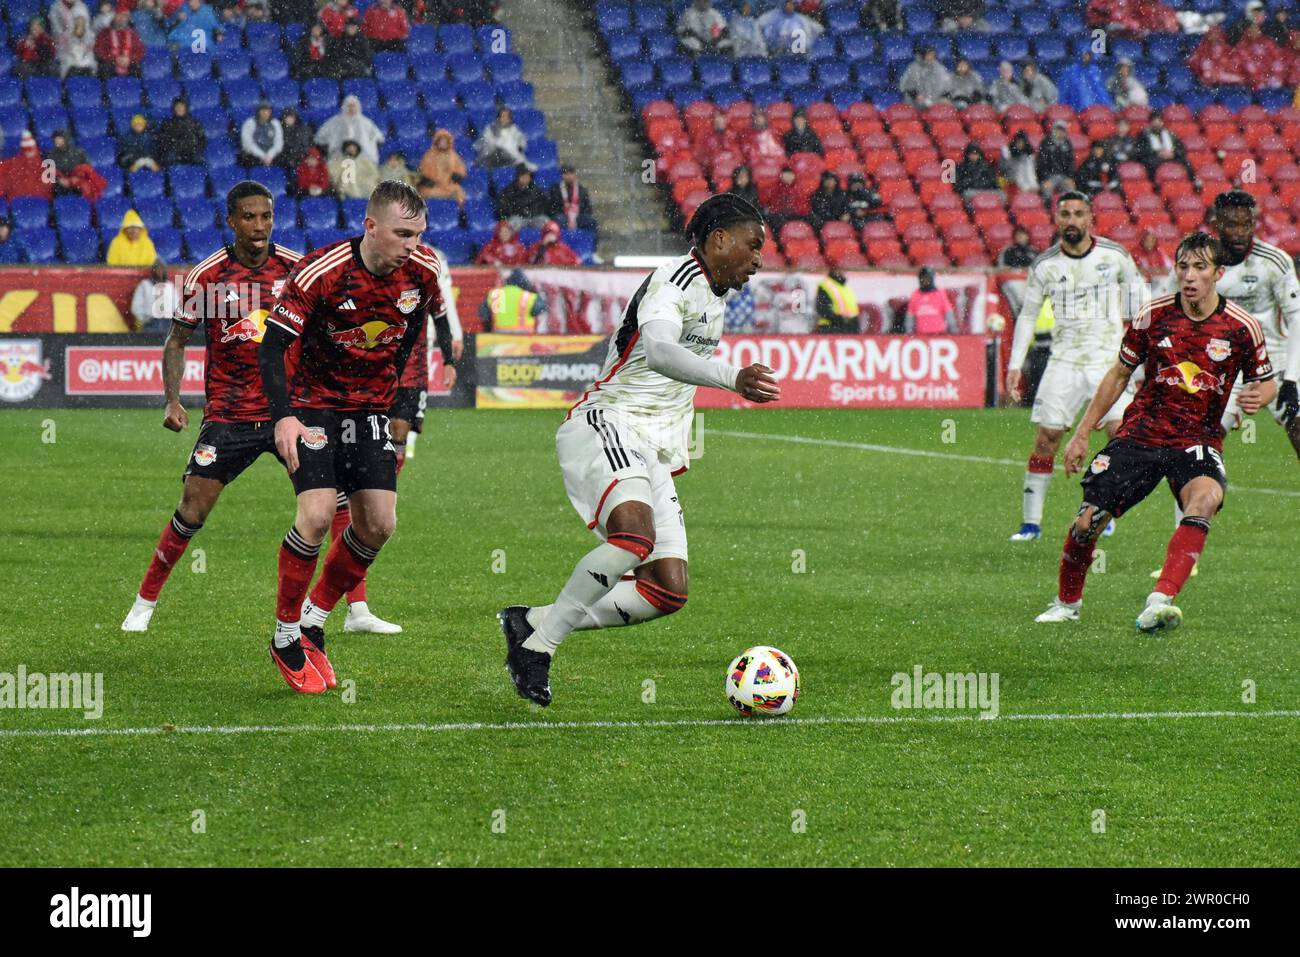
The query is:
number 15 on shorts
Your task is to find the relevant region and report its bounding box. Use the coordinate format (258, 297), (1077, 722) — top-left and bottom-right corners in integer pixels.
(1185, 444), (1224, 477)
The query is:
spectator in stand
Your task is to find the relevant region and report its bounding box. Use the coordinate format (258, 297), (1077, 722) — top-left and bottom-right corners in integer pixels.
(899, 46), (952, 108)
(295, 146), (332, 196)
(324, 20), (373, 79)
(1227, 0), (1268, 44)
(217, 4), (245, 37)
(860, 0), (902, 31)
(240, 102), (284, 168)
(277, 107), (314, 175)
(996, 227), (1036, 268)
(362, 0), (410, 53)
(1057, 50), (1112, 110)
(1233, 17), (1290, 89)
(1263, 4), (1290, 44)
(0, 220), (26, 264)
(14, 17), (57, 78)
(94, 10), (144, 78)
(245, 0), (272, 25)
(1035, 119), (1076, 197)
(694, 111), (730, 168)
(955, 142), (1002, 199)
(763, 165), (807, 230)
(1106, 58), (1147, 109)
(729, 165), (760, 208)
(479, 268), (546, 331)
(118, 114), (160, 172)
(1132, 226), (1173, 280)
(296, 22), (329, 79)
(728, 2), (768, 58)
(1103, 117), (1139, 166)
(759, 1), (824, 56)
(316, 95), (385, 163)
(1001, 130), (1039, 193)
(90, 1), (114, 33)
(1020, 61), (1058, 112)
(328, 139), (379, 199)
(742, 108), (785, 162)
(48, 0), (90, 43)
(547, 164), (598, 234)
(1132, 111), (1191, 178)
(0, 131), (53, 202)
(527, 220), (581, 265)
(157, 97), (205, 166)
(496, 164), (551, 230)
(167, 0), (219, 51)
(783, 109), (822, 156)
(949, 57), (985, 108)
(990, 60), (1030, 111)
(937, 0), (989, 32)
(48, 129), (89, 196)
(319, 0), (359, 38)
(417, 128), (467, 205)
(1075, 141), (1114, 196)
(1188, 26), (1248, 87)
(57, 15), (96, 78)
(105, 208), (157, 266)
(475, 221), (528, 266)
(677, 0), (730, 54)
(475, 107), (532, 170)
(131, 259), (177, 333)
(845, 172), (886, 227)
(131, 0), (169, 48)
(809, 170), (848, 232)
(905, 267), (957, 334)
(380, 150), (419, 189)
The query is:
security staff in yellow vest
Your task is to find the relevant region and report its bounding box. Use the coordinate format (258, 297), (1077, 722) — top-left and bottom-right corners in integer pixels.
(814, 270), (860, 333)
(479, 268), (549, 333)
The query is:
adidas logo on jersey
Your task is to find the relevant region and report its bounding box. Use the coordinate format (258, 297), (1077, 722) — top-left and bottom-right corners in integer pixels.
(339, 299), (356, 310)
(1157, 337), (1173, 349)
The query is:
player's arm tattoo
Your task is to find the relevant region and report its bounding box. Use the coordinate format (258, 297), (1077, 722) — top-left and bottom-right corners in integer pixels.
(162, 321), (194, 404)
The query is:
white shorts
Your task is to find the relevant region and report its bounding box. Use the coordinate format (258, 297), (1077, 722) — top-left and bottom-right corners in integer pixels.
(556, 408), (688, 563)
(1031, 359), (1132, 430)
(1220, 371), (1288, 433)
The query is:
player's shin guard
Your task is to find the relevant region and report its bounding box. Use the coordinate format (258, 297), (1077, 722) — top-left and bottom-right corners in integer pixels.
(524, 533), (653, 654)
(304, 525), (378, 622)
(275, 527), (321, 647)
(1023, 454), (1055, 526)
(1155, 517), (1210, 598)
(138, 511), (203, 601)
(331, 495), (369, 605)
(571, 576), (687, 629)
(1058, 529), (1097, 604)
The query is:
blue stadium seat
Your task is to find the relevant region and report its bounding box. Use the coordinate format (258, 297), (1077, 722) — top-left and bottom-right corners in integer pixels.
(658, 57), (693, 87)
(141, 49), (173, 82)
(880, 34), (916, 65)
(513, 109), (546, 139)
(58, 227), (99, 263)
(284, 22), (306, 47)
(815, 62), (850, 88)
(993, 34), (1030, 61)
(21, 227), (58, 264)
(485, 53), (523, 84)
(98, 167), (124, 200)
(432, 232), (470, 265)
(827, 85), (861, 112)
(495, 81), (534, 112)
(563, 230), (595, 262)
(788, 85), (825, 109)
(185, 227), (223, 260)
(272, 228), (305, 255)
(776, 60), (813, 88)
(341, 198), (368, 231)
(151, 228), (183, 262)
(341, 79), (380, 113)
(606, 34), (641, 60)
(477, 24), (510, 53)
(168, 166), (208, 200)
(53, 196), (91, 230)
(245, 23), (281, 55)
(205, 142), (237, 171)
(303, 78), (340, 107)
(516, 227), (540, 248)
(208, 166), (245, 200)
(425, 200), (460, 232)
(710, 86), (746, 109)
(247, 166), (286, 194)
(461, 168), (489, 198)
(1054, 10), (1084, 33)
(1111, 39), (1143, 62)
(439, 24), (475, 56)
(427, 108), (469, 135)
(1257, 88), (1293, 110)
(31, 108), (68, 141)
(0, 80), (21, 109)
(984, 9), (1014, 32)
(489, 165), (517, 194)
(1018, 10), (1052, 34)
(308, 229), (349, 250)
(146, 78), (181, 115)
(257, 52), (290, 84)
(71, 110), (108, 139)
(264, 80), (301, 112)
(134, 197), (175, 231)
(182, 81), (221, 113)
(807, 36), (838, 63)
(634, 7), (668, 32)
(1033, 36), (1068, 65)
(224, 78), (263, 115)
(621, 61), (654, 89)
(840, 33), (875, 62)
(374, 52), (410, 84)
(748, 83), (784, 107)
(407, 25), (438, 59)
(956, 35), (991, 61)
(80, 136), (116, 168)
(853, 63), (890, 88)
(65, 76), (102, 107)
(386, 109), (428, 141)
(465, 198), (496, 232)
(129, 170), (165, 201)
(95, 196), (131, 230)
(376, 82), (415, 112)
(629, 89), (663, 114)
(1216, 87), (1253, 111)
(1134, 62), (1161, 88)
(9, 198), (48, 231)
(24, 76), (62, 110)
(192, 108), (231, 138)
(1163, 66), (1195, 97)
(176, 197), (218, 229)
(594, 3), (632, 34)
(916, 33), (953, 59)
(217, 49), (252, 80)
(272, 197), (297, 228)
(176, 52), (212, 83)
(412, 55), (448, 85)
(447, 53), (485, 84)
(456, 83), (494, 112)
(299, 197), (340, 231)
(394, 136), (429, 163)
(828, 5), (863, 32)
(644, 33), (676, 60)
(1145, 34), (1182, 65)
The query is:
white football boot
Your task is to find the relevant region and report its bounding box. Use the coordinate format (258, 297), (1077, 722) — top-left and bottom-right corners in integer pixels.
(1035, 598), (1081, 622)
(1150, 563), (1197, 579)
(121, 596), (156, 632)
(343, 601), (403, 634)
(1136, 592), (1182, 634)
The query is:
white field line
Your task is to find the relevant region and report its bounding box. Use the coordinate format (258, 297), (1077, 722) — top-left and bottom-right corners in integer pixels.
(710, 429), (1300, 498)
(1, 710), (1298, 740)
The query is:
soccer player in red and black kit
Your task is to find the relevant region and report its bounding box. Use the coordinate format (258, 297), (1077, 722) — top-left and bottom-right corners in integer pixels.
(1035, 233), (1276, 632)
(258, 180), (443, 693)
(122, 182), (303, 632)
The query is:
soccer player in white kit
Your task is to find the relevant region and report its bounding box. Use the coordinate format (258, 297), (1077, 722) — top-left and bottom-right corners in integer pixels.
(1005, 191), (1145, 541)
(497, 194), (780, 707)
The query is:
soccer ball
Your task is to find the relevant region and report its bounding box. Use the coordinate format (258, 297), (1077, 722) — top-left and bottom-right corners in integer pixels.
(725, 646), (800, 717)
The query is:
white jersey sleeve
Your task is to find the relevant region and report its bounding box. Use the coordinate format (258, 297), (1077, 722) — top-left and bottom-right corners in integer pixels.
(1009, 256), (1046, 370)
(1217, 241), (1300, 372)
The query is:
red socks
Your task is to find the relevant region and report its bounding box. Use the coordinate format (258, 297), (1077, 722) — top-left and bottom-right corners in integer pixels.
(276, 526), (321, 623)
(1058, 531), (1097, 604)
(308, 525), (378, 613)
(1028, 453), (1055, 474)
(1155, 517), (1210, 598)
(332, 505), (369, 604)
(138, 512), (202, 602)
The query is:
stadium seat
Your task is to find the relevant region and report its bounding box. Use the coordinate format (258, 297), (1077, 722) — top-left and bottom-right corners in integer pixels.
(71, 110), (109, 140)
(176, 53), (212, 83)
(245, 23), (281, 55)
(247, 166), (286, 195)
(186, 227), (223, 260)
(52, 196), (92, 231)
(217, 50), (252, 81)
(299, 197), (341, 231)
(374, 52), (410, 85)
(58, 227), (99, 263)
(21, 227), (58, 263)
(149, 228), (182, 263)
(10, 197), (49, 231)
(439, 24), (475, 56)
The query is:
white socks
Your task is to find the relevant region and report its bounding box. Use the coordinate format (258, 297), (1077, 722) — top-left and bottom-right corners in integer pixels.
(524, 541), (645, 655)
(529, 578), (665, 632)
(273, 620), (299, 648)
(1023, 469), (1053, 525)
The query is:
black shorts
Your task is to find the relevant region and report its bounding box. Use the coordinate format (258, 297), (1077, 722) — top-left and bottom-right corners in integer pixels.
(183, 419), (281, 485)
(289, 409), (399, 496)
(1080, 438), (1227, 518)
(389, 386), (427, 433)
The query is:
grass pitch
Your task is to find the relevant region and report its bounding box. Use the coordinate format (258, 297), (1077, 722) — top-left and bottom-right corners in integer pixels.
(0, 406), (1296, 866)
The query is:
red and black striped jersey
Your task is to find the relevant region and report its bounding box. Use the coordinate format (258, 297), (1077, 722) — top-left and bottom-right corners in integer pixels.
(1117, 293), (1273, 450)
(268, 237), (443, 411)
(174, 243), (303, 422)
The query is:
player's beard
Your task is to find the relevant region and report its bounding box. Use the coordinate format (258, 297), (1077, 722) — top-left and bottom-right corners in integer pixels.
(1062, 226), (1084, 245)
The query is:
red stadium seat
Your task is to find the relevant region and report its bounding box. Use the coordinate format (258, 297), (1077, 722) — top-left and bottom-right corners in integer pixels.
(932, 208), (969, 231)
(907, 239), (944, 260)
(902, 222), (937, 243)
(864, 240), (903, 262)
(947, 239), (987, 262)
(782, 237), (821, 260)
(1160, 105), (1193, 124)
(984, 221), (1014, 250)
(805, 102), (838, 123)
(928, 120), (965, 142)
(1094, 210), (1131, 233)
(1091, 190), (1125, 212)
(902, 150), (938, 175)
(919, 179), (954, 204)
(1043, 104), (1076, 127)
(844, 103), (880, 123)
(861, 221), (899, 243)
(879, 180), (915, 204)
(883, 102), (919, 124)
(1120, 105), (1151, 126)
(792, 253), (827, 271)
(666, 158), (704, 183)
(967, 191), (1003, 213)
(1122, 177), (1154, 197)
(643, 101), (679, 120)
(849, 118), (885, 139)
(943, 220), (979, 242)
(766, 102), (794, 124)
(925, 102), (959, 123)
(1002, 104), (1037, 126)
(973, 208), (1010, 231)
(1009, 191), (1044, 213)
(961, 102), (997, 125)
(830, 161), (866, 184)
(779, 219), (815, 244)
(672, 177), (709, 205)
(790, 152), (826, 177)
(821, 131), (851, 152)
(820, 221), (856, 243)
(832, 251), (870, 270)
(1116, 162), (1147, 183)
(1131, 193), (1165, 213)
(1159, 180), (1195, 204)
(916, 251), (953, 269)
(1108, 222), (1138, 245)
(928, 190), (963, 211)
(891, 209), (929, 233)
(1027, 223), (1056, 248)
(1014, 209), (1051, 229)
(874, 253), (911, 270)
(824, 239), (863, 263)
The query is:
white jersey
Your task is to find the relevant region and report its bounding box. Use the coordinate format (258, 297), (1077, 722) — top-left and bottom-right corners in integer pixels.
(568, 252), (727, 471)
(1213, 239), (1299, 375)
(1012, 237), (1142, 369)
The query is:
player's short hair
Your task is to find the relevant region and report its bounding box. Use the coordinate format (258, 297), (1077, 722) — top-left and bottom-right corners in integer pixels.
(1055, 190), (1091, 208)
(1212, 189), (1257, 213)
(225, 180), (273, 216)
(1174, 231), (1222, 267)
(367, 179), (426, 221)
(685, 192), (765, 246)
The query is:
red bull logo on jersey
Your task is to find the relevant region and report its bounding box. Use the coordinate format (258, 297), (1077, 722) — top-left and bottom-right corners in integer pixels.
(219, 309), (270, 344)
(0, 339), (50, 403)
(327, 320), (406, 349)
(1206, 338), (1231, 362)
(1154, 361), (1225, 395)
(395, 289), (421, 315)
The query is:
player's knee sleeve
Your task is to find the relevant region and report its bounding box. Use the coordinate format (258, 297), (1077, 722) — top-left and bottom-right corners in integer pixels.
(607, 531), (654, 563)
(1179, 515), (1211, 533)
(635, 579), (687, 615)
